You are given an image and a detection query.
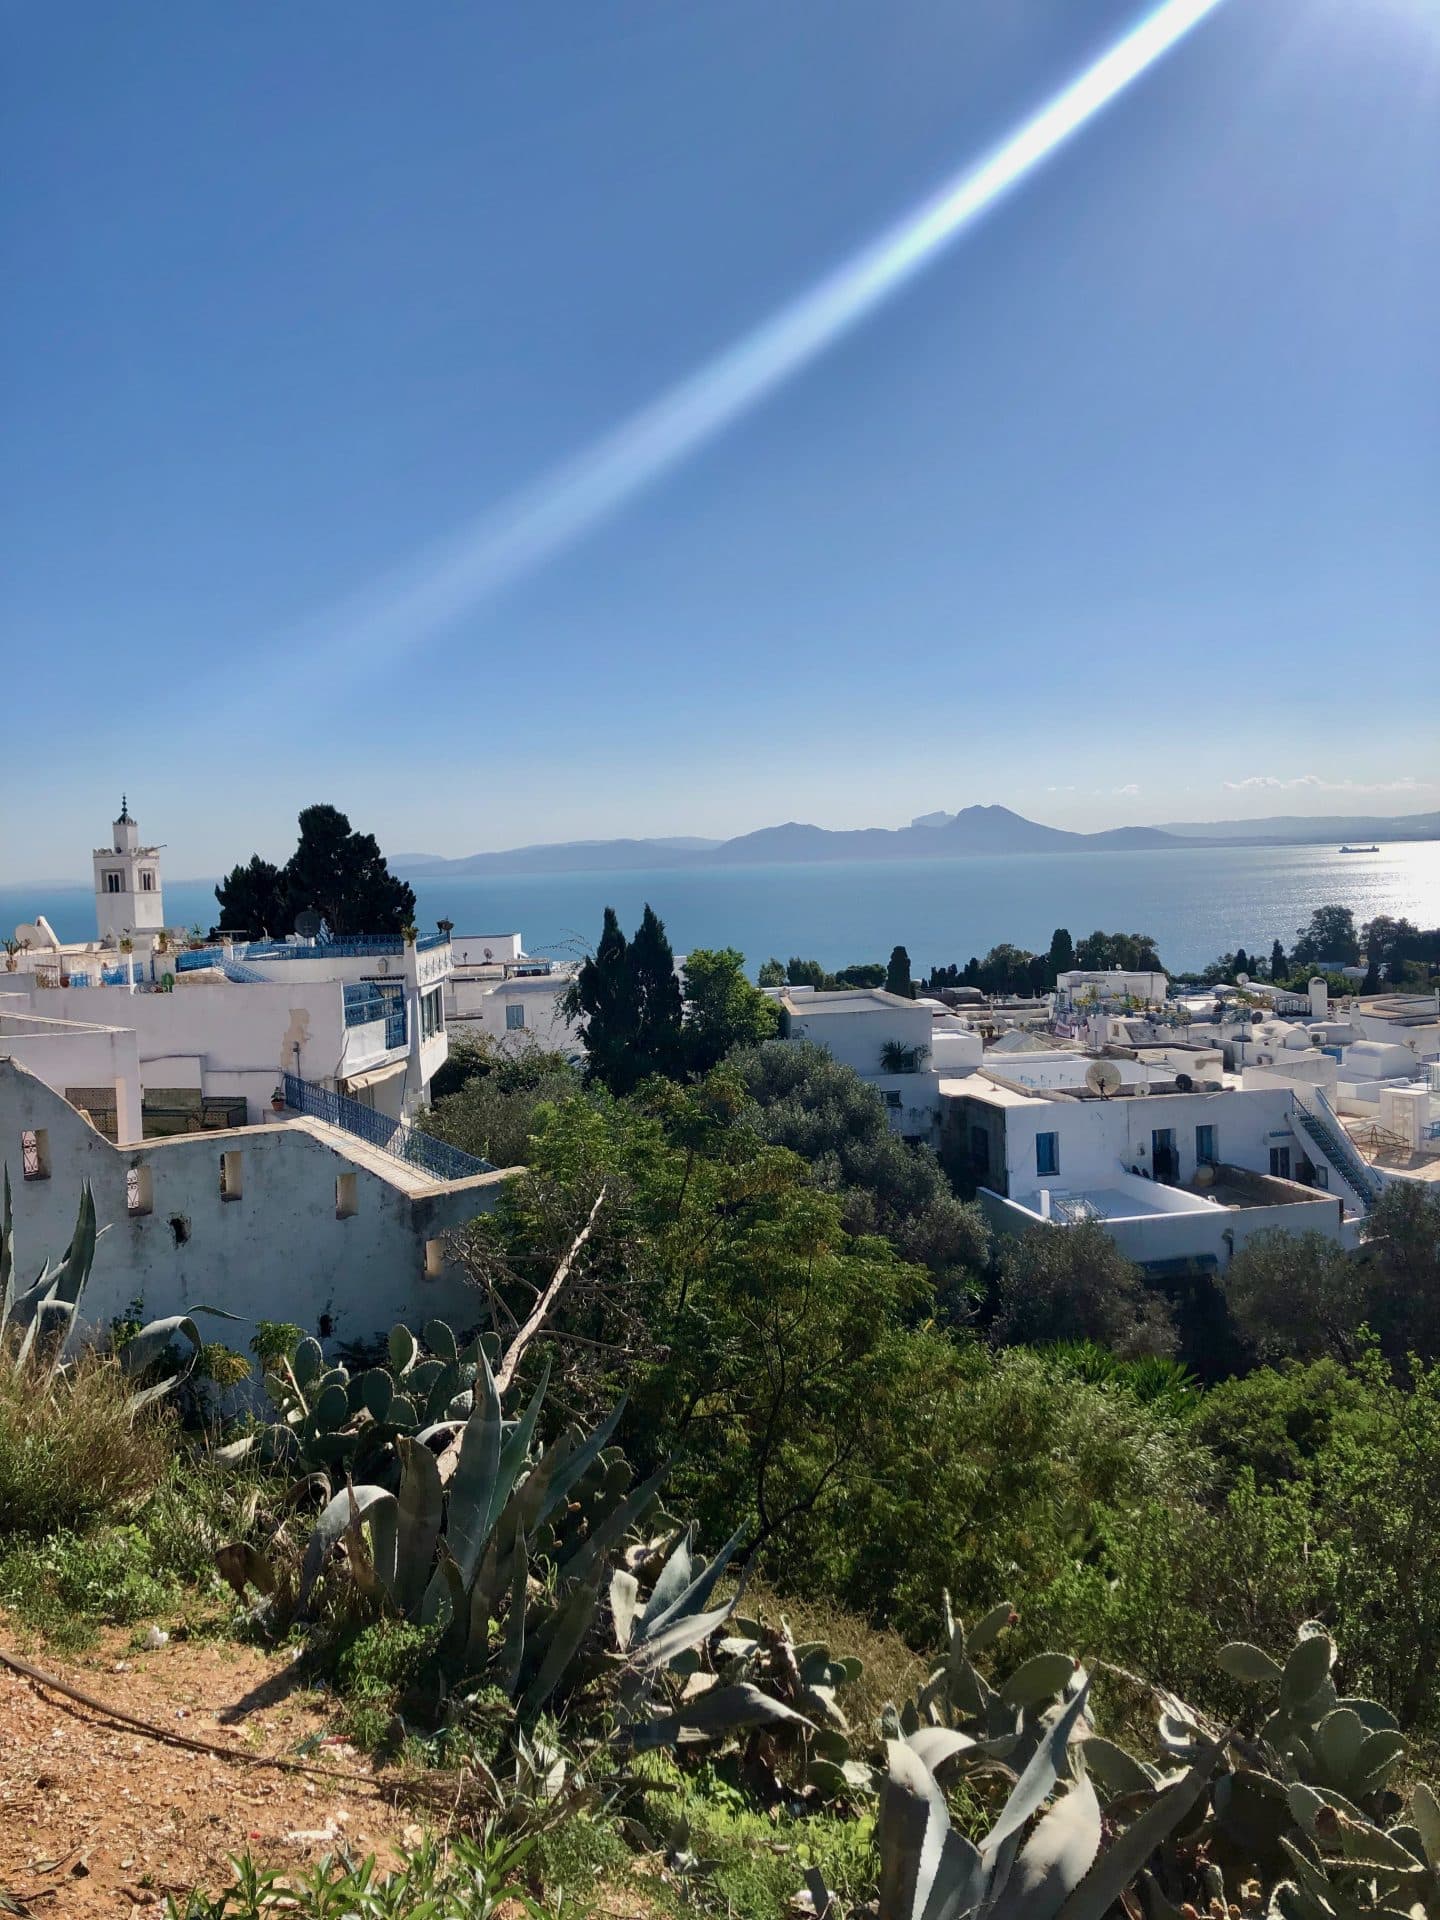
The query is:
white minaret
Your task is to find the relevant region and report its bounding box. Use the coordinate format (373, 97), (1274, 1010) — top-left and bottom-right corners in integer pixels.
(93, 796), (166, 944)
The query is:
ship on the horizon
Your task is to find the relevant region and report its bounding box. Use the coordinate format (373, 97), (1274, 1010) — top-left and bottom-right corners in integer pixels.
(1339, 843), (1381, 853)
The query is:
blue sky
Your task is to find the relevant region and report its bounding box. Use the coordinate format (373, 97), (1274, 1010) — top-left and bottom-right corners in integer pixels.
(3, 0), (1438, 880)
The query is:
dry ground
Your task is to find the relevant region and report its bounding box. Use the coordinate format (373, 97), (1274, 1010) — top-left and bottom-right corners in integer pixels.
(0, 1621), (410, 1920)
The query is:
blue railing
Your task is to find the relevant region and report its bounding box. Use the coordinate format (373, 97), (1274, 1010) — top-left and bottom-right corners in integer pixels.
(68, 972), (93, 988)
(221, 959), (268, 983)
(280, 1073), (491, 1183)
(100, 964), (138, 986)
(343, 981), (408, 1048)
(416, 932), (450, 952)
(176, 947), (226, 971)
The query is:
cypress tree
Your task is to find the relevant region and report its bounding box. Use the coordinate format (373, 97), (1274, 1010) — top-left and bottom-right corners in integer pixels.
(1270, 938), (1287, 982)
(629, 903), (683, 1079)
(567, 907), (639, 1092)
(1047, 928), (1075, 981)
(885, 945), (915, 998)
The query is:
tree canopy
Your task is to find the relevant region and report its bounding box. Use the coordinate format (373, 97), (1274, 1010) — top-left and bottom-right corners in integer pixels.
(215, 803), (416, 936)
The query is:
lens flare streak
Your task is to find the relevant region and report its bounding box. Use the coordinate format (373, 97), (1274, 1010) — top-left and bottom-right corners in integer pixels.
(334, 0), (1227, 656)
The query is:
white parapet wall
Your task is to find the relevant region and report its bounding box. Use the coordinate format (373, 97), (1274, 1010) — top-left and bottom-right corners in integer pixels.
(1, 1058), (510, 1347)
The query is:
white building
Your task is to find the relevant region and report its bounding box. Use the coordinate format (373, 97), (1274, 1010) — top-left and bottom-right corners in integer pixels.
(942, 1049), (1373, 1270)
(775, 989), (976, 1146)
(1055, 968), (1168, 1010)
(93, 797), (166, 944)
(0, 1050), (511, 1346)
(444, 939), (583, 1057)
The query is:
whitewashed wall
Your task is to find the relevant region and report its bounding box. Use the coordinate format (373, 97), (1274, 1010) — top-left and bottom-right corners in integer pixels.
(1, 1060), (509, 1347)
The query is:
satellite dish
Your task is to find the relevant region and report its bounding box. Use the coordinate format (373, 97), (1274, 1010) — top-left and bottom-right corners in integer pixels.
(1175, 1071), (1194, 1092)
(1236, 972), (1250, 987)
(294, 908), (323, 939)
(1085, 1060), (1123, 1099)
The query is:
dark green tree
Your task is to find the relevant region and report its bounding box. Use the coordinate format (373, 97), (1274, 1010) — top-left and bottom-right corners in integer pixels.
(1292, 904), (1360, 968)
(834, 962), (886, 989)
(282, 804), (416, 935)
(990, 1221), (1177, 1357)
(1269, 938), (1287, 980)
(681, 949), (779, 1074)
(628, 903), (684, 1078)
(786, 957), (829, 989)
(564, 907), (639, 1092)
(214, 854), (288, 935)
(1047, 928), (1075, 980)
(1233, 946), (1251, 980)
(885, 945), (915, 998)
(757, 957), (786, 987)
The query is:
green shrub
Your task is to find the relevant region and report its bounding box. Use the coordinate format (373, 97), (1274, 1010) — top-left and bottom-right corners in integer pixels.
(0, 1347), (175, 1541)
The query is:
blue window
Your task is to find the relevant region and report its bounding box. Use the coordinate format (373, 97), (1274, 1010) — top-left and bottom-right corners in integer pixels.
(1036, 1131), (1059, 1177)
(505, 1003), (525, 1031)
(1195, 1124), (1216, 1164)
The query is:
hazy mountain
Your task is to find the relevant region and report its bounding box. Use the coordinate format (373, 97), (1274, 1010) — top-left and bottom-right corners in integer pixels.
(1157, 810), (1440, 844)
(390, 805), (1438, 879)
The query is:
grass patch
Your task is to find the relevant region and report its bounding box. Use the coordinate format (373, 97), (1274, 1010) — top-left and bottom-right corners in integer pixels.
(0, 1524), (177, 1650)
(737, 1579), (930, 1740)
(0, 1347), (176, 1540)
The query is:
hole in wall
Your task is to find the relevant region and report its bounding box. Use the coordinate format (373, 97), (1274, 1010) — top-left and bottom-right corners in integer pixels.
(317, 1313), (334, 1339)
(169, 1214), (190, 1247)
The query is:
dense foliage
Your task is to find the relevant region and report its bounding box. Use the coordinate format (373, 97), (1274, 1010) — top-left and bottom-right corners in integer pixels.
(215, 802), (416, 937)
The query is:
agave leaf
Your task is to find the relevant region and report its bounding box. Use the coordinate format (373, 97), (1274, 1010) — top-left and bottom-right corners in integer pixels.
(624, 1682), (816, 1752)
(1218, 1642), (1284, 1687)
(906, 1727), (979, 1776)
(877, 1738), (983, 1920)
(626, 1596), (739, 1676)
(984, 1683), (1093, 1866)
(517, 1574), (599, 1721)
(419, 1541), (467, 1644)
(1054, 1732), (1227, 1920)
(611, 1569), (642, 1653)
(638, 1530), (694, 1636)
(448, 1358), (504, 1587)
(298, 1484), (397, 1610)
(500, 1525), (530, 1695)
(640, 1522), (748, 1641)
(214, 1541), (277, 1598)
(492, 1356), (551, 1527)
(991, 1777), (1102, 1920)
(393, 1436), (444, 1615)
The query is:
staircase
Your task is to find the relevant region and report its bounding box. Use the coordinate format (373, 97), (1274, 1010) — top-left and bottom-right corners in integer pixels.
(1291, 1086), (1382, 1212)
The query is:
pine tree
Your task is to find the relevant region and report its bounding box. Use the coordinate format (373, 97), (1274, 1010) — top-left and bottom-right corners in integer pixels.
(885, 945), (915, 998)
(629, 904), (683, 1079)
(1270, 938), (1287, 981)
(1234, 947), (1251, 980)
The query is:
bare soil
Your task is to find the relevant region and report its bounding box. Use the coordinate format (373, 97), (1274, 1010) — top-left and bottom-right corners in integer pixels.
(0, 1621), (411, 1920)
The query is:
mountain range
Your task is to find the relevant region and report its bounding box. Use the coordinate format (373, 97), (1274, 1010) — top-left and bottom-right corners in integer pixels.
(393, 804), (1440, 877)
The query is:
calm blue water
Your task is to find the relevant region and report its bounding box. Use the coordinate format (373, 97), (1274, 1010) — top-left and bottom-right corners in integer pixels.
(6, 841), (1439, 975)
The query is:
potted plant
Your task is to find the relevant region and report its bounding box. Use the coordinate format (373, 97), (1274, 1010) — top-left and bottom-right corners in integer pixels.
(436, 918), (454, 939)
(2, 937), (27, 974)
(271, 1085), (286, 1114)
(402, 923), (418, 946)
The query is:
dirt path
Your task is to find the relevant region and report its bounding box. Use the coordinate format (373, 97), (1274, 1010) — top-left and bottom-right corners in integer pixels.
(0, 1623), (411, 1919)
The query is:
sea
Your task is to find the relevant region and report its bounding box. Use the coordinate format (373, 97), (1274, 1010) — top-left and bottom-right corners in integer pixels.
(6, 840), (1440, 977)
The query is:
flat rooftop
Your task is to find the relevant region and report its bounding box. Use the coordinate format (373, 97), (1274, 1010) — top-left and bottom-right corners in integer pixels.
(780, 989), (920, 1016)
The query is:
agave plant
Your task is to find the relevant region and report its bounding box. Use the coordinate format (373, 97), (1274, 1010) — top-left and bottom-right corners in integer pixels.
(812, 1680), (1224, 1920)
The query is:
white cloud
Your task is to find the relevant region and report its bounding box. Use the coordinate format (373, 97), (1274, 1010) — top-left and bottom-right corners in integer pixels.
(1046, 784), (1077, 793)
(1222, 774), (1433, 795)
(1113, 784), (1141, 797)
